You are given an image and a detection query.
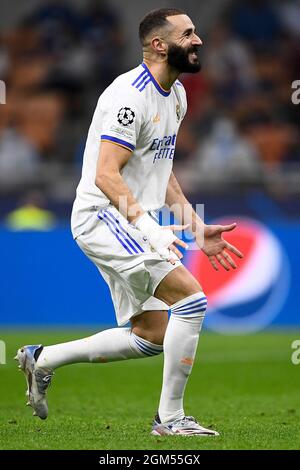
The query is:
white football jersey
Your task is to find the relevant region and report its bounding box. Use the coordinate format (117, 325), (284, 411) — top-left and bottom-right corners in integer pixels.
(71, 63), (187, 238)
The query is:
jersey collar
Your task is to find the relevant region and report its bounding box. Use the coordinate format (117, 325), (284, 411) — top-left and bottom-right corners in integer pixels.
(141, 63), (171, 97)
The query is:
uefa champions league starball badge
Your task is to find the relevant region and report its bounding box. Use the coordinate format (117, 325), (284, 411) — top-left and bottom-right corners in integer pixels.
(117, 107), (135, 126)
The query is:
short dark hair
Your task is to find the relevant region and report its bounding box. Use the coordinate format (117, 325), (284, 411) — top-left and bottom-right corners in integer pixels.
(139, 8), (186, 45)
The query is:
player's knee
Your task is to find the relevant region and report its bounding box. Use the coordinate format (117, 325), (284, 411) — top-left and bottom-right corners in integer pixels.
(131, 326), (166, 347)
(154, 266), (203, 306)
(131, 310), (168, 345)
(170, 291), (207, 320)
(131, 318), (167, 345)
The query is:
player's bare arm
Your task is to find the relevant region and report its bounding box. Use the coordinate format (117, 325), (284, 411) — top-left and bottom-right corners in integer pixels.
(95, 141), (143, 223)
(95, 142), (187, 264)
(166, 171), (243, 271)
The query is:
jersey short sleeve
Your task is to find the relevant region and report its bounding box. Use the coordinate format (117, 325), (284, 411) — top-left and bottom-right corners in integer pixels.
(98, 84), (145, 152)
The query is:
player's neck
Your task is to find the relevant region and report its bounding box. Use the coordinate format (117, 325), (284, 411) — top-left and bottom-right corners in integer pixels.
(142, 59), (179, 91)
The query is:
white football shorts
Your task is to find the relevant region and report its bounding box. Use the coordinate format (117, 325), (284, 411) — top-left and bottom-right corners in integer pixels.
(75, 205), (182, 326)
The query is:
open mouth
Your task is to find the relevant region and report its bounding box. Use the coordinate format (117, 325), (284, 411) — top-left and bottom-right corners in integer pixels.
(189, 51), (198, 60)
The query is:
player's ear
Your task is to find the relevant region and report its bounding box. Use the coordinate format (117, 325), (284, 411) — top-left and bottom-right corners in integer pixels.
(151, 37), (167, 57)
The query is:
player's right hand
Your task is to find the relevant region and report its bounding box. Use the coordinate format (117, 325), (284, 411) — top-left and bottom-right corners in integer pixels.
(134, 214), (188, 265)
(162, 224), (189, 264)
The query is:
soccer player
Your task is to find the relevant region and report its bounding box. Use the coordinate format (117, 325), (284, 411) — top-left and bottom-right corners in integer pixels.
(16, 8), (243, 436)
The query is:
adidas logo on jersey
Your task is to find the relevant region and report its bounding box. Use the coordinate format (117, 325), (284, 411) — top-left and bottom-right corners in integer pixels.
(152, 113), (160, 123)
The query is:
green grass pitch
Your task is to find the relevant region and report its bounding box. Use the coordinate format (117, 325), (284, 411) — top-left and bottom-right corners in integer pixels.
(0, 330), (299, 450)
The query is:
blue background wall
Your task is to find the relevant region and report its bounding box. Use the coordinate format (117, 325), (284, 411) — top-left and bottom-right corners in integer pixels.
(0, 228), (115, 326)
(0, 216), (299, 331)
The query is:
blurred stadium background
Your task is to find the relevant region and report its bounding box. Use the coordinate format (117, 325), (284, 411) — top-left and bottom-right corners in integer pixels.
(1, 0), (300, 451)
(0, 0), (299, 332)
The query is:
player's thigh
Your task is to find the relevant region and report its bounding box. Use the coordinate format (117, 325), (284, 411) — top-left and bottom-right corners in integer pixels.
(130, 310), (169, 345)
(154, 265), (203, 306)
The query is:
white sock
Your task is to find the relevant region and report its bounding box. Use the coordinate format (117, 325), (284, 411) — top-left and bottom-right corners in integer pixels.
(158, 292), (207, 423)
(36, 328), (163, 370)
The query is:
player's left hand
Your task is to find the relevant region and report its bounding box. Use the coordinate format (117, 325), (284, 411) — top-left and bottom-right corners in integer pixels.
(201, 223), (243, 271)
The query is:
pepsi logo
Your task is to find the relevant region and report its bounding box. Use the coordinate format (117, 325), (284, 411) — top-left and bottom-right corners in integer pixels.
(184, 218), (290, 334)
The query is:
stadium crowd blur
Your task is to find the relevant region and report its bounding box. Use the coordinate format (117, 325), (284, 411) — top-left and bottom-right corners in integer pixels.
(0, 0), (300, 225)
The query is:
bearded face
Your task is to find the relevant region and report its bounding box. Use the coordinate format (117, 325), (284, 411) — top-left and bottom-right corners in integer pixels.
(167, 42), (201, 73)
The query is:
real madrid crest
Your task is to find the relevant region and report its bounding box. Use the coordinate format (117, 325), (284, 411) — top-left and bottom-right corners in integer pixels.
(176, 104), (181, 122)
